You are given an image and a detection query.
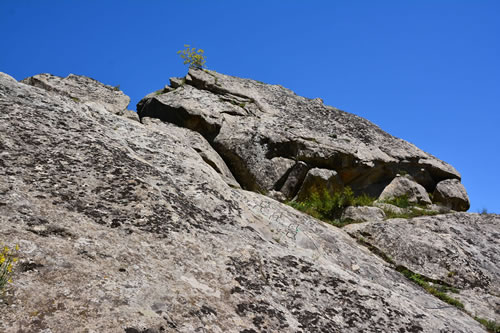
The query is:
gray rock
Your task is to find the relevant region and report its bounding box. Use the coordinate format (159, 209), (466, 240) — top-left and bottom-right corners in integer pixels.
(21, 73), (130, 115)
(138, 68), (463, 199)
(0, 71), (489, 332)
(433, 179), (470, 211)
(344, 213), (500, 323)
(373, 202), (406, 215)
(341, 206), (386, 222)
(379, 175), (432, 205)
(121, 109), (140, 122)
(295, 168), (343, 201)
(142, 117), (240, 188)
(278, 161), (309, 198)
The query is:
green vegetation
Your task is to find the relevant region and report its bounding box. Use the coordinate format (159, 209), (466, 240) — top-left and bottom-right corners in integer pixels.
(1, 244), (19, 294)
(71, 96), (80, 103)
(287, 187), (375, 227)
(382, 194), (411, 208)
(380, 194), (439, 219)
(396, 266), (463, 309)
(384, 207), (439, 219)
(178, 45), (206, 69)
(113, 84), (120, 91)
(474, 317), (500, 333)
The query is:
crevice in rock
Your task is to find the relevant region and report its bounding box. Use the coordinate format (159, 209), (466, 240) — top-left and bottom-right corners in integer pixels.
(212, 140), (260, 192)
(138, 97), (221, 142)
(349, 233), (481, 323)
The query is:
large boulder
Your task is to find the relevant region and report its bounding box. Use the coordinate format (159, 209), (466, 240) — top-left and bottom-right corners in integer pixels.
(433, 179), (470, 211)
(378, 175), (432, 205)
(0, 71), (488, 332)
(345, 213), (500, 323)
(137, 68), (463, 200)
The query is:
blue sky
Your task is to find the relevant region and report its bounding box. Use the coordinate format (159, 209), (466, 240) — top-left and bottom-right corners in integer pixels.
(1, 1), (499, 213)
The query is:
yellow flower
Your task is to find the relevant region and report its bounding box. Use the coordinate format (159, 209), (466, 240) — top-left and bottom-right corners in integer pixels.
(15, 244), (19, 251)
(0, 257), (5, 264)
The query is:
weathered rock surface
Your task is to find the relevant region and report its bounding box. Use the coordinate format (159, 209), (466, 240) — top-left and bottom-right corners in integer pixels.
(378, 175), (432, 205)
(138, 68), (465, 201)
(433, 179), (471, 211)
(344, 213), (500, 323)
(21, 73), (130, 115)
(341, 206), (386, 222)
(0, 71), (492, 332)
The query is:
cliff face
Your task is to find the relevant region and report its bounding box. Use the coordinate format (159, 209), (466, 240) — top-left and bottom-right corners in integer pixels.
(0, 70), (496, 332)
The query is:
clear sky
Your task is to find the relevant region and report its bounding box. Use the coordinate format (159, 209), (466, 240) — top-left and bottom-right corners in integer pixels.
(1, 1), (499, 213)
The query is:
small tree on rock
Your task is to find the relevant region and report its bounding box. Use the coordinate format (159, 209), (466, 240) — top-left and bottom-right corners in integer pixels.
(178, 45), (206, 69)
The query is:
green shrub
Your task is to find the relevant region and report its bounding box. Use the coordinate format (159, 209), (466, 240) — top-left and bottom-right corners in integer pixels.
(287, 187), (375, 227)
(178, 45), (206, 69)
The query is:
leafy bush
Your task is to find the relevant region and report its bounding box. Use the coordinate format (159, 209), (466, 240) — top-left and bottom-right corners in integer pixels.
(178, 45), (206, 69)
(1, 244), (19, 293)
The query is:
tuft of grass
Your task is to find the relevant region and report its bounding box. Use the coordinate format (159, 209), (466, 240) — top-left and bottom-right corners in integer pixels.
(474, 317), (500, 333)
(1, 244), (19, 294)
(113, 85), (120, 91)
(382, 194), (410, 208)
(71, 96), (80, 103)
(396, 266), (463, 309)
(383, 207), (439, 219)
(287, 187), (376, 227)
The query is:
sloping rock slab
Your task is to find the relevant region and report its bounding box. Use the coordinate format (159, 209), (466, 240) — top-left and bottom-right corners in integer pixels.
(0, 72), (487, 332)
(22, 73), (130, 115)
(344, 213), (500, 322)
(138, 68), (463, 200)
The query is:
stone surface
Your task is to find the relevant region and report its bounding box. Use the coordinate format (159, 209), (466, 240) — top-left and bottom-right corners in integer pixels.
(22, 73), (130, 115)
(373, 202), (406, 215)
(433, 179), (470, 211)
(379, 175), (432, 205)
(295, 168), (343, 201)
(278, 161), (309, 198)
(138, 68), (465, 200)
(344, 213), (500, 323)
(0, 71), (490, 332)
(341, 206), (386, 222)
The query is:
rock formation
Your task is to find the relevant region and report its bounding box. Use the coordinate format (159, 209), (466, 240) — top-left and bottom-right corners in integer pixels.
(0, 69), (496, 332)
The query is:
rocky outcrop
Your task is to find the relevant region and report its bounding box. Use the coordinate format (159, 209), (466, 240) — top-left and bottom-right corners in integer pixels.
(21, 73), (130, 116)
(345, 213), (500, 323)
(433, 179), (471, 211)
(138, 68), (465, 203)
(378, 175), (432, 205)
(0, 71), (493, 332)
